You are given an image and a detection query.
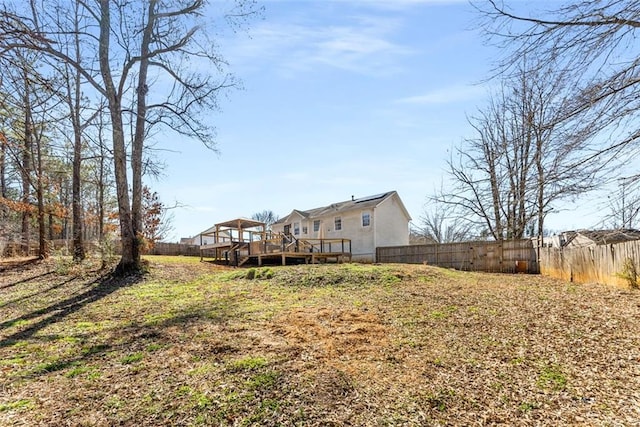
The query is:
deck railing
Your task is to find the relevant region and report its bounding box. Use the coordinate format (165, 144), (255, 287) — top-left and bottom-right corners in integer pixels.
(249, 235), (351, 255)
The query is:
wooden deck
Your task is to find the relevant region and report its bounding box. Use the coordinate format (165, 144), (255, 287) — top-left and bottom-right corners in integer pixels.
(200, 233), (351, 266)
(254, 251), (351, 266)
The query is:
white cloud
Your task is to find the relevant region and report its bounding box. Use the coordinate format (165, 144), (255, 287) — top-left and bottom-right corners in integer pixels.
(307, 24), (414, 74)
(223, 14), (414, 76)
(396, 84), (486, 106)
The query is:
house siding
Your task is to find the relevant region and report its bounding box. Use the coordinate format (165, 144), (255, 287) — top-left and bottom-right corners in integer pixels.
(566, 235), (596, 248)
(330, 209), (374, 261)
(374, 195), (410, 249)
(272, 191), (411, 263)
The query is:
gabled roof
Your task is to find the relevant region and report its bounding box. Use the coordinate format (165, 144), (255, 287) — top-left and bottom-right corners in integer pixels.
(564, 229), (640, 246)
(274, 191), (410, 224)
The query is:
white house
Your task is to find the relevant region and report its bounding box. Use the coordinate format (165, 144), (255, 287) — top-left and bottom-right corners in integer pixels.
(549, 229), (640, 248)
(181, 227), (233, 246)
(271, 191), (411, 262)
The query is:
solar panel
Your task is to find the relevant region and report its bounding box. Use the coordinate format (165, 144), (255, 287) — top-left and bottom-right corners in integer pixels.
(354, 192), (389, 203)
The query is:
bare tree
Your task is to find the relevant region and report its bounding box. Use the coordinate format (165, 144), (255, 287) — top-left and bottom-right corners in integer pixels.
(1, 0), (259, 273)
(86, 105), (115, 246)
(417, 200), (475, 243)
(49, 0), (101, 262)
(0, 131), (6, 223)
(478, 1), (640, 205)
(251, 210), (280, 229)
(440, 62), (599, 240)
(607, 175), (640, 229)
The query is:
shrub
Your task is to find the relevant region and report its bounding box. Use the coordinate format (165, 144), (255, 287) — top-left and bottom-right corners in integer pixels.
(617, 257), (638, 289)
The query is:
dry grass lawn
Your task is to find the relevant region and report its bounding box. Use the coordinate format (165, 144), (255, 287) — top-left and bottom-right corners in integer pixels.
(1, 256), (639, 426)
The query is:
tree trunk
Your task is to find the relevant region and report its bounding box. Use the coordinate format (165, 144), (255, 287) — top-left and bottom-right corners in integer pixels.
(70, 3), (85, 262)
(131, 0), (156, 264)
(21, 72), (32, 256)
(48, 211), (54, 241)
(72, 126), (84, 261)
(35, 126), (47, 259)
(99, 0), (138, 274)
(0, 132), (6, 224)
(97, 114), (107, 243)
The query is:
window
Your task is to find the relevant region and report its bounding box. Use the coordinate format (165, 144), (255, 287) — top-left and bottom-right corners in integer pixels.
(334, 217), (342, 231)
(294, 222), (300, 235)
(313, 220), (320, 232)
(362, 212), (370, 227)
(302, 225), (308, 234)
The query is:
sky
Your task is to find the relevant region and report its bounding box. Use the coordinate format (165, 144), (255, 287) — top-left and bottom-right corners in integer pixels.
(151, 0), (608, 241)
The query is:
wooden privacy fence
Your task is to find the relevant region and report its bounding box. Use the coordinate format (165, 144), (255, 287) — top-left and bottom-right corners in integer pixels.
(147, 242), (200, 256)
(376, 239), (538, 273)
(1, 239), (101, 257)
(540, 240), (640, 287)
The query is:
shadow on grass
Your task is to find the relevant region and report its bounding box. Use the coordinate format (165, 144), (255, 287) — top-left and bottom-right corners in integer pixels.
(0, 275), (88, 310)
(15, 303), (241, 380)
(0, 258), (54, 290)
(0, 272), (142, 348)
(0, 257), (41, 272)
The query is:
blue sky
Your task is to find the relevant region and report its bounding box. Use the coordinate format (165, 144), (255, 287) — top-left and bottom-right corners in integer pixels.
(152, 0), (604, 241)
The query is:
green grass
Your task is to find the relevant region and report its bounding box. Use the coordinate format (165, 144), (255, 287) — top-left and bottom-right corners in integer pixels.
(518, 401), (540, 412)
(537, 363), (568, 391)
(0, 257), (638, 426)
(120, 352), (144, 365)
(0, 399), (34, 412)
(229, 356), (268, 371)
(64, 364), (93, 378)
(142, 255), (203, 264)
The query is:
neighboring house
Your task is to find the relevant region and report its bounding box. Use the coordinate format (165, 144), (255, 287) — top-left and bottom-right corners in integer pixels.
(550, 229), (640, 248)
(181, 228), (232, 246)
(271, 191), (411, 262)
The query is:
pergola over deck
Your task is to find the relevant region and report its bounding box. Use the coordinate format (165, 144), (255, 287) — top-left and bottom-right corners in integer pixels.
(199, 218), (267, 261)
(199, 218), (267, 245)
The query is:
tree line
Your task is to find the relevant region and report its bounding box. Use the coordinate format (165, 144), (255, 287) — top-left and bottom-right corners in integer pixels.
(0, 0), (258, 273)
(418, 0), (640, 243)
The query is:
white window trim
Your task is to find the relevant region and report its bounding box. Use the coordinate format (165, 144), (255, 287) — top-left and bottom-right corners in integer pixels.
(362, 211), (371, 227)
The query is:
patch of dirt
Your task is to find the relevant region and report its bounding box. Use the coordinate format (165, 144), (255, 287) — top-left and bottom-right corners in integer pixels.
(272, 307), (389, 362)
